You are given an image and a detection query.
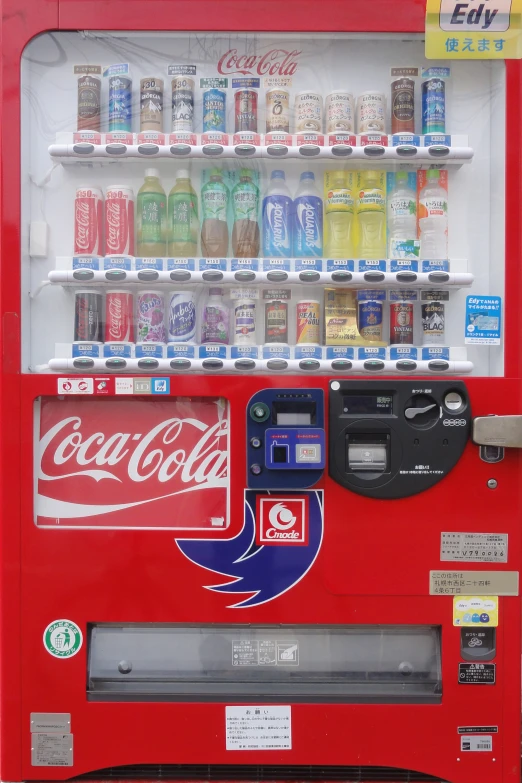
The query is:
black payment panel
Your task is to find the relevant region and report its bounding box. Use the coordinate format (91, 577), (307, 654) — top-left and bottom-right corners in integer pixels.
(329, 380), (471, 499)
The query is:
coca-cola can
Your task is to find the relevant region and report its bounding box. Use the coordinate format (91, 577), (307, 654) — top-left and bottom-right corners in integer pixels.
(74, 186), (103, 255)
(105, 186), (135, 255)
(74, 290), (103, 342)
(105, 290), (134, 342)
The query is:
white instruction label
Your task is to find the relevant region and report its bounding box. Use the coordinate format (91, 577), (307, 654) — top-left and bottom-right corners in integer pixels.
(441, 533), (508, 563)
(226, 705), (291, 750)
(460, 735), (492, 752)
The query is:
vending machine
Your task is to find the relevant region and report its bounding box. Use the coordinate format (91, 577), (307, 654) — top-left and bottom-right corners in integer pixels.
(2, 0), (522, 782)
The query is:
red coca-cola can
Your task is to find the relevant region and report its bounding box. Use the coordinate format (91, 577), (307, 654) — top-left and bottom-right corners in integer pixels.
(104, 185), (135, 255)
(74, 186), (103, 255)
(105, 290), (134, 342)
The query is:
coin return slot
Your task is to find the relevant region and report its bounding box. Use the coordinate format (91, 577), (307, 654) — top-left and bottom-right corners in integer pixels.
(347, 434), (389, 475)
(272, 445), (289, 464)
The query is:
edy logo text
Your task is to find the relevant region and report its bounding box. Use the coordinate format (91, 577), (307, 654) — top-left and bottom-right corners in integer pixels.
(440, 0), (512, 32)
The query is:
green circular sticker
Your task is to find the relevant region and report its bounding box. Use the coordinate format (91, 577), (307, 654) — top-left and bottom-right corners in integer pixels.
(43, 619), (83, 658)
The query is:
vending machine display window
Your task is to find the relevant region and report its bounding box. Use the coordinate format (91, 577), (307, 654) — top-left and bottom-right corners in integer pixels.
(20, 31), (505, 377)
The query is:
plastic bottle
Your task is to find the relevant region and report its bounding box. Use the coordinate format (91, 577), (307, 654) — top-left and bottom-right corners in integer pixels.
(167, 170), (198, 256)
(419, 169), (448, 259)
(324, 170), (354, 258)
(356, 170), (386, 259)
(136, 168), (167, 257)
(387, 171), (417, 256)
(201, 288), (229, 344)
(201, 169), (229, 257)
(232, 169), (260, 257)
(262, 170), (292, 257)
(293, 171), (323, 258)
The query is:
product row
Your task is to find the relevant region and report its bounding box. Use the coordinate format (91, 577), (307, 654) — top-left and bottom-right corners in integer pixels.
(73, 287), (448, 350)
(77, 67), (447, 136)
(75, 168), (449, 261)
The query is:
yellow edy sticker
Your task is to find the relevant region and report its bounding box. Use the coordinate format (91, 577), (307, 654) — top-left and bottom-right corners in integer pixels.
(453, 595), (498, 626)
(426, 0), (522, 59)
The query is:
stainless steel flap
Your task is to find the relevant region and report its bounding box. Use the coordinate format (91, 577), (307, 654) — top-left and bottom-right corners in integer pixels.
(473, 415), (522, 448)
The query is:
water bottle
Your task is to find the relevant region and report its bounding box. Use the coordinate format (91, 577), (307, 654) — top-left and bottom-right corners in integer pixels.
(262, 170), (292, 257)
(419, 169), (448, 259)
(293, 171), (323, 258)
(387, 171), (417, 257)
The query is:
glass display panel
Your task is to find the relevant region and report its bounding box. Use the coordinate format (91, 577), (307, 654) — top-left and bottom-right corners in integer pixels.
(20, 32), (505, 376)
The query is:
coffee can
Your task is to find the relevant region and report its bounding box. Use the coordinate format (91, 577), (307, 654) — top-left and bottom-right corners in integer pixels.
(77, 74), (101, 132)
(294, 92), (323, 133)
(390, 301), (414, 345)
(356, 92), (386, 133)
(172, 76), (195, 132)
(421, 300), (445, 344)
(325, 91), (355, 134)
(108, 74), (132, 133)
(266, 89), (290, 133)
(358, 299), (383, 341)
(203, 89), (227, 133)
(234, 299), (257, 345)
(391, 77), (415, 134)
(235, 89), (258, 132)
(140, 77), (164, 132)
(296, 300), (321, 345)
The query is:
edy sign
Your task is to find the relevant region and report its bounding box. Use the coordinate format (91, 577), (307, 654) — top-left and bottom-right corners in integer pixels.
(426, 0), (522, 58)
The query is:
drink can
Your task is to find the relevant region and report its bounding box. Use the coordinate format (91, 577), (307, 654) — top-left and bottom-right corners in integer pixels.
(137, 291), (167, 343)
(325, 91), (355, 134)
(234, 299), (257, 345)
(74, 186), (103, 255)
(168, 291), (196, 342)
(74, 290), (103, 342)
(104, 290), (134, 342)
(77, 74), (101, 132)
(109, 75), (132, 132)
(356, 92), (386, 133)
(390, 301), (414, 345)
(422, 78), (445, 134)
(203, 89), (227, 133)
(358, 299), (383, 341)
(294, 92), (323, 133)
(391, 78), (415, 134)
(235, 89), (258, 132)
(172, 76), (195, 132)
(421, 300), (445, 344)
(140, 77), (164, 132)
(266, 89), (290, 133)
(265, 300), (288, 343)
(296, 300), (321, 345)
(105, 186), (135, 255)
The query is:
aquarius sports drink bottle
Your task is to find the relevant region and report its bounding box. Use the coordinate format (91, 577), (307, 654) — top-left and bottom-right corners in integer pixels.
(136, 168), (167, 257)
(324, 170), (354, 258)
(232, 169), (260, 257)
(201, 169), (229, 257)
(168, 170), (198, 256)
(293, 171), (323, 258)
(387, 171), (417, 256)
(356, 170), (386, 259)
(262, 170), (292, 257)
(419, 169), (448, 259)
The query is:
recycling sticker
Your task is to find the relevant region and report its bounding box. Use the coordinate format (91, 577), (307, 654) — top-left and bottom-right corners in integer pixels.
(43, 619), (83, 659)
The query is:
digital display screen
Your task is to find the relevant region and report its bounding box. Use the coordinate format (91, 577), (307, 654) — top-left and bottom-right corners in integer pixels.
(343, 394), (394, 415)
(276, 412), (312, 425)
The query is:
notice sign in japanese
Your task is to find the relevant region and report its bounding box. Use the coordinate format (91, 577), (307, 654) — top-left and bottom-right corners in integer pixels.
(425, 0), (522, 59)
(465, 296), (502, 344)
(430, 570), (519, 595)
(226, 706), (291, 750)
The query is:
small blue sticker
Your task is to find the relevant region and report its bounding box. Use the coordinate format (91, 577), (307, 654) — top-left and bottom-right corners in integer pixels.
(465, 296), (501, 345)
(232, 78), (260, 89)
(326, 259), (355, 273)
(152, 378), (170, 395)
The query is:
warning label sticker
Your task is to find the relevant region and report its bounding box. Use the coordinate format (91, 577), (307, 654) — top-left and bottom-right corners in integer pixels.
(226, 706), (291, 750)
(232, 640), (299, 667)
(459, 663), (496, 684)
(441, 533), (508, 563)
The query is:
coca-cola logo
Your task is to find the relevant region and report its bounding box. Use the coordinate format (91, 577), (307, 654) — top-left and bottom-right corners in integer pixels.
(106, 199), (127, 253)
(217, 48), (301, 76)
(107, 296), (125, 340)
(37, 399), (229, 530)
(75, 199), (96, 252)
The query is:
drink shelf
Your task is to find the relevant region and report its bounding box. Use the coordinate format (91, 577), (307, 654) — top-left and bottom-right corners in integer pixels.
(47, 356), (473, 376)
(49, 133), (473, 167)
(48, 262), (473, 290)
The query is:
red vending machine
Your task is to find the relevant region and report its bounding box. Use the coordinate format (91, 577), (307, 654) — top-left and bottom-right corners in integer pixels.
(2, 1), (522, 782)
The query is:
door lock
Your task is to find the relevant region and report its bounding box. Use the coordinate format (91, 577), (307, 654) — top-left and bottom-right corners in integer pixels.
(473, 415), (522, 448)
